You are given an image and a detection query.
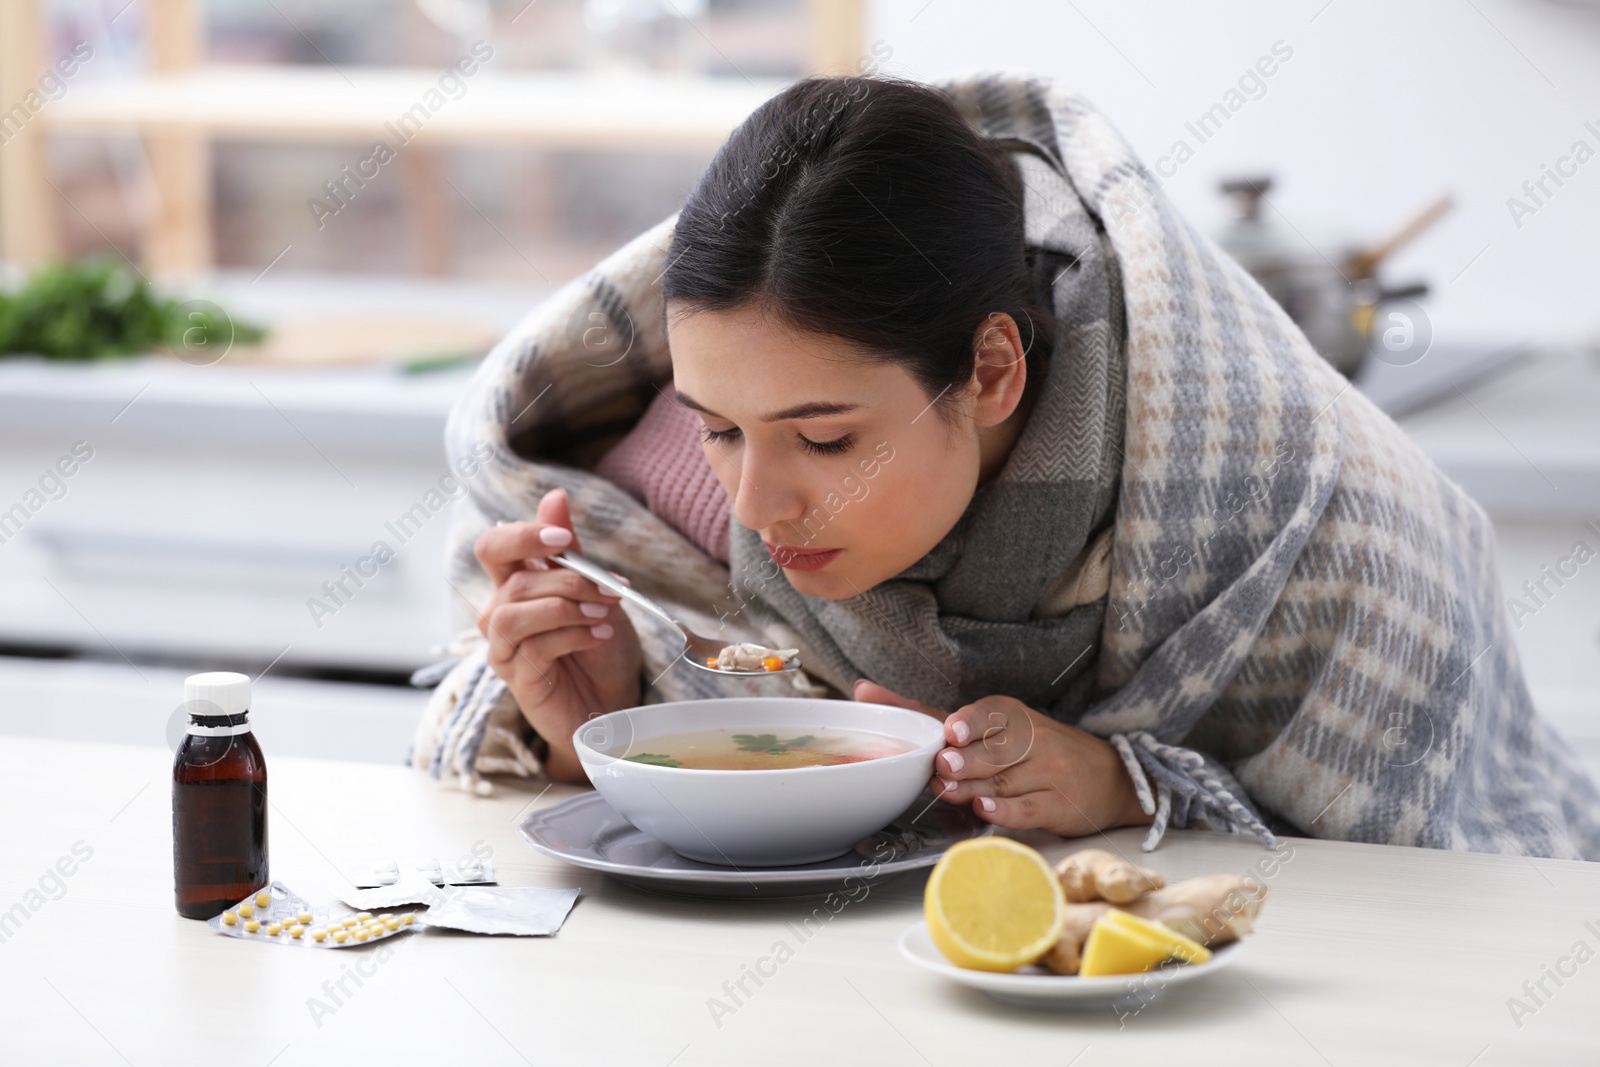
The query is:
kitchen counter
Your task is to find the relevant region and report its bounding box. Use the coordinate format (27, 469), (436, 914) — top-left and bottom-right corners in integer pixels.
(1385, 346), (1600, 518)
(0, 654), (427, 765)
(2, 735), (1595, 1066)
(0, 267), (538, 675)
(0, 354), (478, 672)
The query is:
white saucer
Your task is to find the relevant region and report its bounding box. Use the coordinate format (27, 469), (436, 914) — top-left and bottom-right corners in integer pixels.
(897, 922), (1244, 1010)
(518, 791), (992, 899)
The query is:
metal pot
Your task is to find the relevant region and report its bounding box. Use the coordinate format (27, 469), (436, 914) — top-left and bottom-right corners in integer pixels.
(1215, 176), (1448, 377)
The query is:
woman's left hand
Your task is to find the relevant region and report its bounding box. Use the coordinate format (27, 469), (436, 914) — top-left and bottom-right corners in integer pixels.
(854, 681), (1153, 837)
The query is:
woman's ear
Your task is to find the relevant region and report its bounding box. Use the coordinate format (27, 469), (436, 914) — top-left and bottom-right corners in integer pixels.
(968, 312), (1029, 429)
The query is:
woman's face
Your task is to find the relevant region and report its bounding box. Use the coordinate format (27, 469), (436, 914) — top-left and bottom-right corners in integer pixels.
(667, 302), (989, 600)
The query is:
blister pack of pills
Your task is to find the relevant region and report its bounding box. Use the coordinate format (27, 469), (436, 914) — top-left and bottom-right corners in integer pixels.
(418, 887), (580, 936)
(207, 881), (418, 948)
(353, 856), (496, 889)
(340, 872), (447, 911)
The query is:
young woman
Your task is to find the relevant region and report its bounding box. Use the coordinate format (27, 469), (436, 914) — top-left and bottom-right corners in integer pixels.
(417, 75), (1600, 860)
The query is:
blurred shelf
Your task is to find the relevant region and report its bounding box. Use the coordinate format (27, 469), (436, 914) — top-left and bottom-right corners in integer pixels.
(46, 66), (789, 149)
(7, 0), (861, 273)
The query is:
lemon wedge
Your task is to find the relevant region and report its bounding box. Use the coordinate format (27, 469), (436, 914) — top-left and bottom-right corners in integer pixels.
(924, 837), (1067, 972)
(1079, 908), (1212, 976)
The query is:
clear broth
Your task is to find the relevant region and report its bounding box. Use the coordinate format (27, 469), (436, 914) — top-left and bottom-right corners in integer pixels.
(622, 727), (916, 770)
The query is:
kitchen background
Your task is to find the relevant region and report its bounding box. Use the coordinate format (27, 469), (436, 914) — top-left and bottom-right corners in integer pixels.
(1, 0), (1597, 785)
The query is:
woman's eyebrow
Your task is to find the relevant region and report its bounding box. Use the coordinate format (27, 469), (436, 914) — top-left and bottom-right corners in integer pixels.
(674, 391), (861, 422)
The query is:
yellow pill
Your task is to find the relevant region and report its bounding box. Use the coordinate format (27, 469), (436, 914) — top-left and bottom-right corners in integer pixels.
(356, 912), (372, 921)
(244, 920), (260, 933)
(255, 892), (272, 908)
(265, 923), (282, 936)
(384, 918), (400, 931)
(239, 903), (254, 918)
(400, 913), (414, 925)
(341, 918), (358, 929)
(333, 930), (348, 943)
(289, 926), (304, 939)
(353, 929), (370, 942)
(297, 912), (313, 925)
(222, 911), (237, 926)
(311, 929), (327, 942)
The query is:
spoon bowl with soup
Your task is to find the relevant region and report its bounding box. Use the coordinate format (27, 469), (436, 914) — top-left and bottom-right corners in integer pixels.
(550, 552), (801, 676)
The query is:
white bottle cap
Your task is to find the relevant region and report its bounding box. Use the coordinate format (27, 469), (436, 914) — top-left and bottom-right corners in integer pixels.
(183, 671), (252, 718)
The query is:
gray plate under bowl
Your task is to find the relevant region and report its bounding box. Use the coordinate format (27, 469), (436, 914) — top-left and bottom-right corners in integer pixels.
(517, 791), (993, 899)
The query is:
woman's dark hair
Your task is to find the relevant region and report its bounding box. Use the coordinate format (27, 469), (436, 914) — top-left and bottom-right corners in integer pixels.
(664, 77), (1055, 407)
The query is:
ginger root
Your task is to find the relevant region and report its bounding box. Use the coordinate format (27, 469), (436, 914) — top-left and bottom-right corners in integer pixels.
(1127, 873), (1267, 947)
(1041, 902), (1109, 976)
(1055, 848), (1165, 904)
(1042, 873), (1268, 976)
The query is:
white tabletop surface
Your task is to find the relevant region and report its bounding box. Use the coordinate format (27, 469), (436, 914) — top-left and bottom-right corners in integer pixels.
(2, 736), (1597, 1066)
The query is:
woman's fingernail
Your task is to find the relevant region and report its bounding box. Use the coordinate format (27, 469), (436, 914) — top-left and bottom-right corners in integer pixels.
(590, 623), (614, 639)
(539, 527), (573, 547)
(609, 571), (631, 586)
(580, 602), (608, 619)
(951, 720), (971, 744)
(939, 777), (957, 793)
(943, 750), (965, 774)
(977, 796), (996, 813)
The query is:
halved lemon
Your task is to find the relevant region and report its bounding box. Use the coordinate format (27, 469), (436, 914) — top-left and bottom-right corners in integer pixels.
(1079, 908), (1212, 976)
(924, 837), (1067, 972)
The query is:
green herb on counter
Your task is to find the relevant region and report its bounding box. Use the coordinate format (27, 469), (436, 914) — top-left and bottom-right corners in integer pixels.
(0, 259), (266, 361)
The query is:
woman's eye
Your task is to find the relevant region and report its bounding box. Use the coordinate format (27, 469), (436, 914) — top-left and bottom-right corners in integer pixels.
(798, 434), (854, 457)
(700, 425), (742, 446)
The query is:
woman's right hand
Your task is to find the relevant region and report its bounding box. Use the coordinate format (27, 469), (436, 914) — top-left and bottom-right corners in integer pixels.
(474, 487), (643, 781)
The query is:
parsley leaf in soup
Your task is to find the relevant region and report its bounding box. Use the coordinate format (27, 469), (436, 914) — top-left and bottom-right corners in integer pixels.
(624, 753), (682, 767)
(732, 734), (815, 755)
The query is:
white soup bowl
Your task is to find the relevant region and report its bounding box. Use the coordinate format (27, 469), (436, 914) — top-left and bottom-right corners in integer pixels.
(573, 698), (944, 867)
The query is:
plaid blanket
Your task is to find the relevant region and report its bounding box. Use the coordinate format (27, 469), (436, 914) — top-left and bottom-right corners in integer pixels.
(410, 74), (1600, 860)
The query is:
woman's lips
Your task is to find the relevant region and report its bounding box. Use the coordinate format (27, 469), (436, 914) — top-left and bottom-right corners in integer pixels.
(765, 543), (842, 572)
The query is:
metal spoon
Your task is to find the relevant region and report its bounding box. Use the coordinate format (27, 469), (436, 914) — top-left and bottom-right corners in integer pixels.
(549, 551), (799, 676)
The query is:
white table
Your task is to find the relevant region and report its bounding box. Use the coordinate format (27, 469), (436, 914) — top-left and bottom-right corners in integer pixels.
(2, 736), (1596, 1066)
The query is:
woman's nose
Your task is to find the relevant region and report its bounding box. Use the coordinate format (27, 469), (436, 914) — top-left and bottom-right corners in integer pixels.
(731, 457), (803, 536)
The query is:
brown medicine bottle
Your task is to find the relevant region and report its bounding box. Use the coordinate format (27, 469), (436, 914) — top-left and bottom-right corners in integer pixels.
(173, 672), (268, 919)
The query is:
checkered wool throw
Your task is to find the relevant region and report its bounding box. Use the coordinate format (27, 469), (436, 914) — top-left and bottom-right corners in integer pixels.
(410, 74), (1600, 860)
